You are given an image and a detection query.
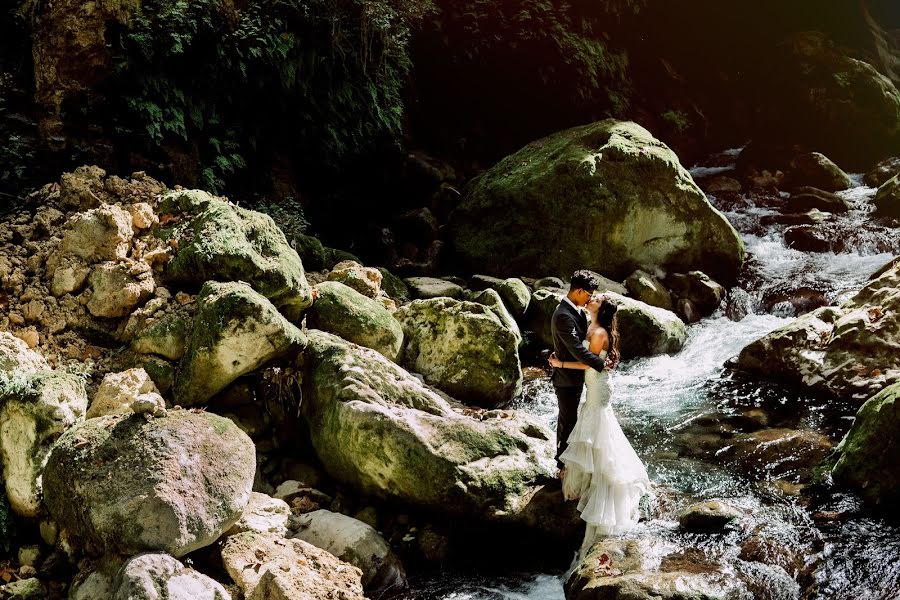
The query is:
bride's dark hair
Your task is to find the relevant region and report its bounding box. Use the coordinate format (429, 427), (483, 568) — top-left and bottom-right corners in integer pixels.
(597, 300), (620, 369)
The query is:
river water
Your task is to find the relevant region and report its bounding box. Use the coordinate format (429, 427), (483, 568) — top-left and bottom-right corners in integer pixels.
(398, 151), (900, 599)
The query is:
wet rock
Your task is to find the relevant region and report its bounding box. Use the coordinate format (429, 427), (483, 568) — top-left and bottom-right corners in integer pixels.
(759, 209), (829, 228)
(225, 492), (290, 538)
(565, 538), (747, 600)
(783, 225), (840, 252)
(739, 533), (805, 577)
(665, 271), (726, 315)
(160, 189), (313, 321)
(221, 532), (364, 600)
(86, 260), (155, 318)
(306, 281), (403, 361)
(718, 428), (833, 482)
(762, 287), (828, 317)
(625, 270), (674, 311)
(300, 331), (555, 526)
(293, 509), (407, 593)
(87, 368), (164, 418)
(677, 500), (744, 531)
(704, 176), (742, 194)
(738, 262), (900, 400)
(783, 187), (851, 213)
(0, 371), (88, 517)
(470, 275), (531, 317)
(827, 382), (900, 506)
(395, 298), (522, 407)
(325, 260), (383, 298)
(175, 281), (306, 406)
(675, 297), (701, 324)
(402, 276), (464, 299)
(449, 120), (745, 284)
(864, 157), (900, 188)
(873, 174), (900, 222)
(43, 410), (255, 557)
(786, 153), (853, 192)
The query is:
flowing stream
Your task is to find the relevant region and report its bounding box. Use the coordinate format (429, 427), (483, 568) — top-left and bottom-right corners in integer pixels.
(398, 151), (900, 599)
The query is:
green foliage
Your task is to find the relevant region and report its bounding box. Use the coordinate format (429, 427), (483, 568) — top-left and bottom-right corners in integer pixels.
(248, 194), (310, 245)
(661, 109), (690, 133)
(107, 0), (434, 192)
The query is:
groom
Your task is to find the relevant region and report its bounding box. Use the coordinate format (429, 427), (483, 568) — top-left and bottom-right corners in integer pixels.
(549, 270), (609, 470)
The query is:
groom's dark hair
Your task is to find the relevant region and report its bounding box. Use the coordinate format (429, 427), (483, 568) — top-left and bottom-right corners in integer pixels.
(570, 270), (600, 292)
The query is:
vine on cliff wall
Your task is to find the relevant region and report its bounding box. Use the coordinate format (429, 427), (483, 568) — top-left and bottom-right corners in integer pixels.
(106, 0), (434, 192)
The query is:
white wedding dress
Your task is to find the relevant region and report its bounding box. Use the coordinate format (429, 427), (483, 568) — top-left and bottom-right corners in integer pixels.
(559, 344), (650, 553)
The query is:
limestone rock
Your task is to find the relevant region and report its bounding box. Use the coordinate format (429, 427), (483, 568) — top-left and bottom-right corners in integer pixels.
(293, 509), (407, 593)
(43, 411), (255, 556)
(225, 492), (290, 538)
(126, 202), (158, 230)
(468, 288), (522, 345)
(449, 120), (744, 283)
(403, 276), (465, 300)
(113, 553), (230, 600)
(221, 532), (364, 600)
(470, 275), (531, 317)
(175, 281), (306, 406)
(326, 261), (382, 298)
(86, 260), (155, 318)
(525, 287), (567, 347)
(301, 331), (554, 525)
(49, 258), (91, 297)
(306, 281), (403, 361)
(395, 298), (522, 407)
(160, 190), (313, 321)
(87, 368), (163, 419)
(0, 333), (48, 375)
(130, 314), (190, 361)
(48, 203), (133, 269)
(624, 270), (673, 311)
(0, 371), (88, 517)
(532, 277), (565, 291)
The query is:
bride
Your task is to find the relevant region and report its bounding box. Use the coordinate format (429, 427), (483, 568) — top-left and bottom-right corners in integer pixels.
(548, 294), (650, 555)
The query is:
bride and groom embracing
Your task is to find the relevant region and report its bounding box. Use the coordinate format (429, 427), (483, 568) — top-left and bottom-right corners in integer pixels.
(548, 270), (650, 555)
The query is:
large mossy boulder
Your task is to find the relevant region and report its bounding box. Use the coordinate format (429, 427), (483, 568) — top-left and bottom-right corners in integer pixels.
(395, 298), (522, 407)
(43, 410), (255, 557)
(470, 275), (531, 317)
(306, 281), (403, 361)
(609, 293), (687, 360)
(873, 174), (900, 222)
(468, 288), (522, 346)
(827, 382), (900, 506)
(737, 261), (900, 401)
(448, 120), (745, 284)
(300, 330), (555, 523)
(786, 152), (852, 192)
(175, 281), (306, 406)
(159, 190), (313, 320)
(0, 371), (87, 517)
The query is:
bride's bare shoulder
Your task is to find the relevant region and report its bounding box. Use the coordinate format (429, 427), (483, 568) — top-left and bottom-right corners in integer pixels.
(588, 327), (609, 352)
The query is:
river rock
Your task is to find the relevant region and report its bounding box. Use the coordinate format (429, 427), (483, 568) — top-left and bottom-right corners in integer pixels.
(873, 174), (900, 222)
(306, 281), (403, 361)
(864, 156), (900, 188)
(113, 553), (231, 600)
(827, 382), (900, 506)
(43, 410), (255, 557)
(326, 260), (383, 298)
(0, 371), (87, 518)
(395, 298), (522, 407)
(301, 330), (555, 523)
(737, 261), (900, 400)
(449, 120), (745, 284)
(677, 500), (744, 531)
(786, 152), (853, 192)
(665, 271), (726, 315)
(704, 176), (742, 194)
(565, 538), (746, 600)
(784, 225), (842, 253)
(783, 187), (852, 214)
(470, 275), (531, 317)
(293, 509), (407, 593)
(175, 281), (306, 406)
(675, 298), (701, 324)
(468, 288), (522, 345)
(86, 260), (155, 318)
(759, 209), (829, 228)
(718, 428), (833, 482)
(607, 293), (687, 360)
(160, 189), (313, 321)
(221, 532), (364, 600)
(87, 368), (164, 418)
(225, 492), (290, 538)
(403, 276), (464, 299)
(625, 270), (673, 311)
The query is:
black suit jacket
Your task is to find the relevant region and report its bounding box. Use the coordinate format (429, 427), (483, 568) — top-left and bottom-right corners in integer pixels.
(550, 300), (608, 388)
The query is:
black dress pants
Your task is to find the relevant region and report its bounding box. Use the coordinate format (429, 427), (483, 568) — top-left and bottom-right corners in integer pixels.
(554, 384), (583, 468)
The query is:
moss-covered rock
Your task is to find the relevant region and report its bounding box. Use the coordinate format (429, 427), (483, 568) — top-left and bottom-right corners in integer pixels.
(468, 288), (522, 346)
(395, 298), (522, 407)
(864, 157), (900, 188)
(873, 174), (900, 222)
(786, 152), (852, 191)
(738, 261), (900, 401)
(43, 410), (255, 557)
(131, 313), (191, 361)
(306, 281), (403, 361)
(828, 382), (900, 506)
(470, 275), (531, 317)
(665, 271), (726, 316)
(175, 281), (306, 406)
(0, 371), (87, 517)
(403, 276), (464, 299)
(160, 190), (312, 321)
(378, 267), (410, 304)
(609, 293), (688, 360)
(294, 233), (327, 271)
(524, 287), (567, 348)
(300, 330), (554, 523)
(624, 270), (673, 311)
(449, 120), (745, 284)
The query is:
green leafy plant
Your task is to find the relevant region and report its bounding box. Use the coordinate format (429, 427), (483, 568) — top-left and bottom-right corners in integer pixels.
(661, 109), (690, 133)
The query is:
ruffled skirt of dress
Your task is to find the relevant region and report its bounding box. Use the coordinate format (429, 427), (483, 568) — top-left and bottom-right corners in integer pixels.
(559, 370), (649, 544)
